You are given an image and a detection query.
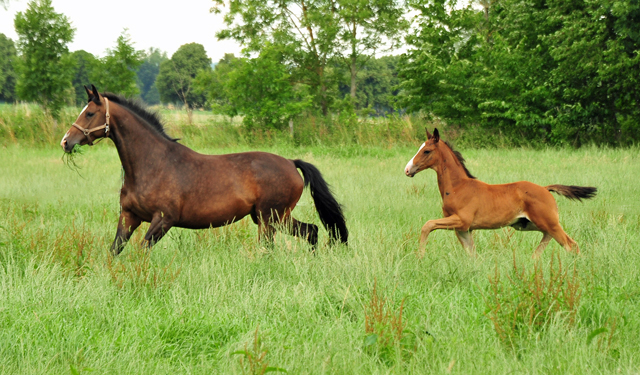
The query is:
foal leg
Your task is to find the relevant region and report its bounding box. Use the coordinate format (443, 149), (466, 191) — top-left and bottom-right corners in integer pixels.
(419, 215), (466, 256)
(547, 225), (580, 254)
(143, 212), (174, 248)
(111, 210), (142, 255)
(532, 233), (553, 259)
(455, 230), (476, 258)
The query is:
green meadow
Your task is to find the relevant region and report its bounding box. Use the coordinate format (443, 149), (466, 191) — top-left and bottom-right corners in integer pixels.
(1, 129), (640, 373)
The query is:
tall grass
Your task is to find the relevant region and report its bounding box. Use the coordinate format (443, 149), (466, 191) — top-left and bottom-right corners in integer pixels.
(0, 140), (639, 373)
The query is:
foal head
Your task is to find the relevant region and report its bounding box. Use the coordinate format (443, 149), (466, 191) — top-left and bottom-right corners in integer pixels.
(61, 85), (110, 153)
(404, 128), (443, 177)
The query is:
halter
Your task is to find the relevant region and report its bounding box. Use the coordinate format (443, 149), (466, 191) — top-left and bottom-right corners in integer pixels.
(72, 97), (110, 146)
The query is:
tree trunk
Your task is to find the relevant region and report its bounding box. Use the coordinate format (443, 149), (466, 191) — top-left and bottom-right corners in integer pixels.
(350, 21), (357, 100)
(350, 54), (357, 100)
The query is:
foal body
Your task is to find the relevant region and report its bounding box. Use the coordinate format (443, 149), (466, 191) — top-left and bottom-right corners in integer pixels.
(405, 129), (596, 257)
(61, 86), (348, 254)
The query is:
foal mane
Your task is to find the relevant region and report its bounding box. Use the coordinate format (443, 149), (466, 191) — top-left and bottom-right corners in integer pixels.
(102, 92), (178, 142)
(443, 141), (476, 179)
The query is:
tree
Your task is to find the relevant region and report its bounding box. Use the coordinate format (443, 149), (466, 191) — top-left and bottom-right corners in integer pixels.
(193, 53), (243, 113)
(70, 50), (97, 105)
(333, 0), (408, 100)
(14, 0), (75, 117)
(198, 48), (310, 129)
(400, 0), (640, 146)
(0, 33), (17, 102)
(137, 47), (167, 105)
(90, 30), (143, 97)
(156, 42), (211, 122)
(213, 0), (407, 114)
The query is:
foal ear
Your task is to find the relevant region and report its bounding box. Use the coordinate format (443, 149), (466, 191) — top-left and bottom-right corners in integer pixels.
(90, 84), (101, 104)
(426, 128), (433, 139)
(433, 128), (440, 143)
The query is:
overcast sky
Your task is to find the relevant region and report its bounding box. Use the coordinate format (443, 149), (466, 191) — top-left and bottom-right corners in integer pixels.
(0, 0), (242, 61)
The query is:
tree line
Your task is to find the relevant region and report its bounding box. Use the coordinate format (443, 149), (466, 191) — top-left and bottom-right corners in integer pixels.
(1, 0), (638, 146)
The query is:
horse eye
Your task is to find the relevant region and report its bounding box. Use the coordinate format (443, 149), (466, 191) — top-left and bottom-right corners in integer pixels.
(86, 112), (94, 117)
(423, 150), (431, 154)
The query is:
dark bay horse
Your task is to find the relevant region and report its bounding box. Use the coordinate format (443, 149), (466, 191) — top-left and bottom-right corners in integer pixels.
(404, 128), (596, 258)
(61, 85), (348, 254)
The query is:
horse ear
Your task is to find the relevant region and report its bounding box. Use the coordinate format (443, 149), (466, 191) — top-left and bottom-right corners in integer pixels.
(426, 128), (433, 139)
(84, 85), (92, 101)
(90, 84), (101, 104)
(433, 128), (440, 143)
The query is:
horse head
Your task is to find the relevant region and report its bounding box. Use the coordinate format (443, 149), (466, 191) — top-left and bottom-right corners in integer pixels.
(61, 85), (111, 153)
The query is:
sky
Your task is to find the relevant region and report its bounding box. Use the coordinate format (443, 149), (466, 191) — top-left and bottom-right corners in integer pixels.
(0, 0), (243, 61)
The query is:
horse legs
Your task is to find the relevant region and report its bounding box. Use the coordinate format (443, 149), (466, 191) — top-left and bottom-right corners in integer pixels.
(143, 212), (174, 247)
(286, 217), (319, 247)
(455, 230), (476, 257)
(419, 215), (466, 256)
(111, 210), (142, 255)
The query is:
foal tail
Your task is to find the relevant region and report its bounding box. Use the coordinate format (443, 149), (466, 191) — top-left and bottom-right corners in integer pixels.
(293, 159), (348, 244)
(546, 184), (597, 202)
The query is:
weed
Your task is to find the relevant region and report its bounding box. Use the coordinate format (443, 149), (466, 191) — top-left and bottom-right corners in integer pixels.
(363, 280), (414, 364)
(105, 245), (182, 291)
(232, 326), (287, 375)
(51, 221), (95, 278)
(485, 250), (582, 346)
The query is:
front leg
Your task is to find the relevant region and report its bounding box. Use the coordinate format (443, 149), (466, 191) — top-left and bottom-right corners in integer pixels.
(143, 212), (174, 248)
(418, 214), (466, 256)
(111, 210), (142, 255)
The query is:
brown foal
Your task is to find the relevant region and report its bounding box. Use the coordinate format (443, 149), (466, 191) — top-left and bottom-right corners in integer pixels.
(61, 85), (348, 254)
(404, 128), (596, 258)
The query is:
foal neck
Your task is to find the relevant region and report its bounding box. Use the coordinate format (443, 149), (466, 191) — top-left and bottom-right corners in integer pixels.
(433, 145), (470, 197)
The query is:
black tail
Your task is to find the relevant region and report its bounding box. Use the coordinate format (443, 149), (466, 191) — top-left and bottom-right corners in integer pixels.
(294, 159), (348, 244)
(546, 184), (598, 202)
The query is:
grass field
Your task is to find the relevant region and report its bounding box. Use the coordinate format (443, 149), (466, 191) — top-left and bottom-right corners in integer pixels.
(1, 140), (639, 374)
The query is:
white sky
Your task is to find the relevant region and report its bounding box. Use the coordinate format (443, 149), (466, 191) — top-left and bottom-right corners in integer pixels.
(0, 0), (242, 61)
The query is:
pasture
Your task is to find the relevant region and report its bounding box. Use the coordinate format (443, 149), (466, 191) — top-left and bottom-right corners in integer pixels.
(1, 139), (639, 373)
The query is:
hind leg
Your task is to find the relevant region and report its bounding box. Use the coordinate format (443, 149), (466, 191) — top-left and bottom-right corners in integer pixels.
(285, 217), (319, 247)
(527, 204), (579, 255)
(455, 230), (476, 257)
(533, 232), (553, 259)
(547, 225), (579, 253)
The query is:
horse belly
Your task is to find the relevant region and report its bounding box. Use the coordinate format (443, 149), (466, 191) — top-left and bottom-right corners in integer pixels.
(178, 197), (254, 229)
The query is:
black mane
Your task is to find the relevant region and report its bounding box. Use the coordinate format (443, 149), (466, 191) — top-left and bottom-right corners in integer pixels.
(102, 92), (178, 142)
(444, 141), (476, 179)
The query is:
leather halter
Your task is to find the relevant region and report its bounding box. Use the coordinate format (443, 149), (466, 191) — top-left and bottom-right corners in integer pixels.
(72, 97), (110, 146)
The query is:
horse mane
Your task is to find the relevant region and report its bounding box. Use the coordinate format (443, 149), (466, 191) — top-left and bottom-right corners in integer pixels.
(443, 141), (476, 179)
(102, 92), (178, 142)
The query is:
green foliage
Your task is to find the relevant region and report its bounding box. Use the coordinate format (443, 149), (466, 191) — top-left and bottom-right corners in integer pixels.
(0, 33), (17, 102)
(156, 43), (211, 109)
(90, 30), (143, 97)
(13, 0), (75, 118)
(204, 46), (311, 130)
(400, 0), (640, 146)
(70, 50), (97, 105)
(213, 0), (407, 115)
(339, 55), (401, 115)
(137, 47), (167, 105)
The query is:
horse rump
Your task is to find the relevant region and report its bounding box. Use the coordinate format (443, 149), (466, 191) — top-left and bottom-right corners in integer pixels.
(293, 159), (348, 244)
(546, 184), (597, 202)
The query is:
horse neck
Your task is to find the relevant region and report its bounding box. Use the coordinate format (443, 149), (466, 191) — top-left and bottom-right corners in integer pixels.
(110, 108), (174, 183)
(433, 145), (469, 197)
